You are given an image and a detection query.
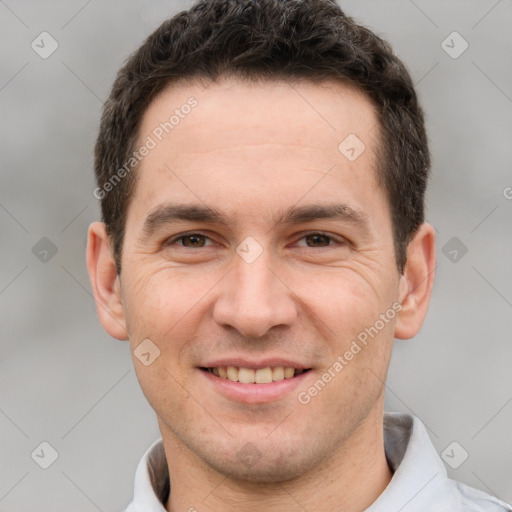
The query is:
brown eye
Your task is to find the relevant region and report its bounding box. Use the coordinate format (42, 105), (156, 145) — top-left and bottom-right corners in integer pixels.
(304, 233), (333, 247)
(179, 234), (208, 248)
(165, 233), (214, 248)
(294, 232), (348, 249)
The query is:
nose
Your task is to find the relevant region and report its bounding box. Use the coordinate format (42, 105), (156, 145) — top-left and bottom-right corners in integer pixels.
(212, 248), (298, 338)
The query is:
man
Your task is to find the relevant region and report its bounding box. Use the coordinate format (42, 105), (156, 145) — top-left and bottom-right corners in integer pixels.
(86, 0), (510, 510)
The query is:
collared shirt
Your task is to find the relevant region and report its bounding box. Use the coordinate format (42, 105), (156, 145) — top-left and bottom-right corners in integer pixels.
(124, 412), (511, 511)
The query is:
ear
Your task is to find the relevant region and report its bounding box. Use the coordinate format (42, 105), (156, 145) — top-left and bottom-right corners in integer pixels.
(394, 223), (436, 340)
(86, 222), (128, 340)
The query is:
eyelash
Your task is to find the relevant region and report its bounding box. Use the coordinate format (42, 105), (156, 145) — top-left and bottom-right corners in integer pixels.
(164, 231), (347, 249)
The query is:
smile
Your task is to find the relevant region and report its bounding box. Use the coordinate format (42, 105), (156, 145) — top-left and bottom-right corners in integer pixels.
(200, 366), (311, 383)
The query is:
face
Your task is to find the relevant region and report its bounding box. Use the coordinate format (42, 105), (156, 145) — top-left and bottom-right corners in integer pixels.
(108, 78), (406, 481)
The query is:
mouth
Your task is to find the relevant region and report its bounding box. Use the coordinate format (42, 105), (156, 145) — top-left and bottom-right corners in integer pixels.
(199, 366), (312, 383)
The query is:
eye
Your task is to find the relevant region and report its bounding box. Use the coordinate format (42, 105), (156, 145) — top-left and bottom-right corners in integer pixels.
(163, 231), (347, 250)
(165, 232), (215, 248)
(295, 232), (345, 248)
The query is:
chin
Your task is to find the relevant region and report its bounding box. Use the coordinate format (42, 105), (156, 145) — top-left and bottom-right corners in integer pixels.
(210, 458), (311, 483)
(200, 439), (327, 484)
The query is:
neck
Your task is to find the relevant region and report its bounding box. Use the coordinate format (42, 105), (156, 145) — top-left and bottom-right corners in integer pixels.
(162, 408), (392, 512)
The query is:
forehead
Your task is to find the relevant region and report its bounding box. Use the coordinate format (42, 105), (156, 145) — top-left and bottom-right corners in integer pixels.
(141, 76), (379, 156)
(129, 77), (385, 229)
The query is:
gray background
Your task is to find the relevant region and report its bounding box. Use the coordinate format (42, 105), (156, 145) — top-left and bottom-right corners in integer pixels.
(1, 0), (511, 510)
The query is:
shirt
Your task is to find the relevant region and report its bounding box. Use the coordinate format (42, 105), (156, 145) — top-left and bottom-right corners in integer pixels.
(124, 412), (511, 511)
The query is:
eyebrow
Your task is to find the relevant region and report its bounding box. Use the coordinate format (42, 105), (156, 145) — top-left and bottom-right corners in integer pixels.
(141, 202), (371, 238)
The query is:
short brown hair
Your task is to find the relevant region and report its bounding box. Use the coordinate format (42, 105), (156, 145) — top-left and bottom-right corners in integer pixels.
(94, 0), (430, 273)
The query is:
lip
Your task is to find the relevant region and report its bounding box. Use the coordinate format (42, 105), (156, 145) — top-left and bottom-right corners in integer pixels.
(199, 358), (310, 370)
(199, 367), (313, 404)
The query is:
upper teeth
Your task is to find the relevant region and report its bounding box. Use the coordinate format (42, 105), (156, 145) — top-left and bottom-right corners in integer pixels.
(207, 366), (304, 383)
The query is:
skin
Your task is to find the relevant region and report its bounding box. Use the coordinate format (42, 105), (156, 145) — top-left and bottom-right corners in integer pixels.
(87, 77), (436, 512)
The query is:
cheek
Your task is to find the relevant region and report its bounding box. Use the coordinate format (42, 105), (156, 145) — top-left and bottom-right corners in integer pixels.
(297, 267), (393, 338)
(122, 268), (204, 408)
(293, 266), (397, 398)
(122, 264), (216, 339)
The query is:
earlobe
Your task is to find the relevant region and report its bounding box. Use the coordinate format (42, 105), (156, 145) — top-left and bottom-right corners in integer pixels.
(394, 223), (436, 340)
(86, 222), (129, 340)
